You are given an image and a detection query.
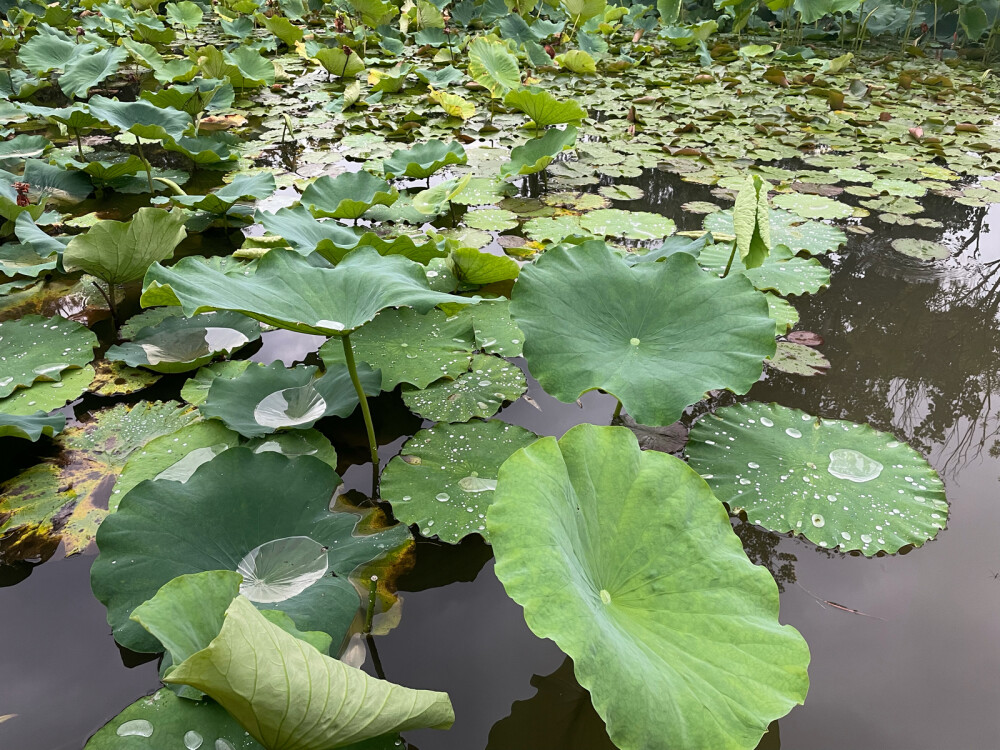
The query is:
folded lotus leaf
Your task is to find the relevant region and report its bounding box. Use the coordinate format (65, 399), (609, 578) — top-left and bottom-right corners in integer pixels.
(503, 87), (587, 129)
(302, 171), (398, 220)
(0, 411), (64, 441)
(382, 140), (468, 180)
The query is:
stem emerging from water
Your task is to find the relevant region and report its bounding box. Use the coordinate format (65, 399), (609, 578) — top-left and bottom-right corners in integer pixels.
(342, 332), (380, 495)
(363, 574), (378, 634)
(722, 241), (738, 278)
(134, 134), (153, 194)
(612, 399), (623, 422)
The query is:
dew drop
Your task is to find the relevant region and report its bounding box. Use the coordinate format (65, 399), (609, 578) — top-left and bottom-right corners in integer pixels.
(760, 417), (774, 427)
(811, 514), (825, 527)
(785, 428), (802, 438)
(436, 492), (450, 502)
(184, 730), (204, 750)
(117, 720), (153, 738)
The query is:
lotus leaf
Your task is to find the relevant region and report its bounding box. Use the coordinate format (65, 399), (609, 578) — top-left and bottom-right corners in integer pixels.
(0, 242), (57, 278)
(91, 447), (411, 652)
(60, 46), (128, 99)
(765, 293), (799, 334)
(180, 360), (253, 406)
(704, 208), (846, 256)
(301, 171), (399, 220)
(0, 314), (97, 398)
(488, 423), (810, 750)
(382, 140), (467, 180)
(170, 173), (276, 215)
(699, 243), (831, 296)
(599, 184), (644, 201)
(88, 360), (161, 396)
(510, 242), (775, 426)
(464, 208), (519, 231)
(554, 50), (597, 74)
(771, 193), (853, 221)
(465, 298), (525, 357)
(225, 46), (275, 87)
(87, 96), (192, 142)
(503, 88), (587, 130)
(0, 364), (94, 415)
(0, 411), (64, 441)
(501, 126), (578, 179)
(141, 247), (480, 336)
(579, 209), (676, 241)
(890, 238), (950, 261)
(687, 403), (949, 555)
(319, 307), (476, 390)
(452, 246), (520, 285)
(468, 38), (520, 98)
(561, 0), (607, 24)
(18, 32), (90, 74)
(200, 361), (380, 437)
(402, 354), (527, 423)
(733, 174), (771, 269)
(314, 47), (366, 78)
(257, 204), (364, 254)
(450, 177), (515, 206)
(64, 207), (187, 286)
(767, 341), (830, 376)
(429, 88), (476, 120)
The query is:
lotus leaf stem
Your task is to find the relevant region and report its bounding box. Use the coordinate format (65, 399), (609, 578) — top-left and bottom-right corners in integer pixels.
(722, 241), (738, 278)
(342, 332), (381, 494)
(153, 177), (187, 196)
(612, 399), (623, 421)
(364, 574), (378, 634)
(134, 134), (154, 194)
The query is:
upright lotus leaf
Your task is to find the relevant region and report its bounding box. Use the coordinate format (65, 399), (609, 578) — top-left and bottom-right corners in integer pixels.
(468, 38), (520, 98)
(686, 403), (949, 556)
(382, 141), (468, 180)
(87, 96), (192, 142)
(733, 174), (771, 269)
(301, 171), (399, 221)
(0, 315), (97, 398)
(63, 207), (187, 285)
(0, 401), (197, 561)
(510, 242), (775, 426)
(704, 208), (846, 256)
(105, 312), (261, 373)
(503, 88), (587, 130)
(165, 596), (454, 748)
(382, 420), (538, 543)
(170, 173), (276, 215)
(429, 88), (476, 120)
(18, 32), (92, 74)
(319, 307), (476, 390)
(314, 47), (366, 78)
(91, 448), (412, 653)
(257, 204), (363, 254)
(698, 243), (831, 297)
(141, 247), (481, 336)
(554, 50), (597, 73)
(488, 424), (810, 750)
(401, 354), (527, 423)
(224, 46), (276, 87)
(561, 0), (607, 24)
(59, 46), (128, 99)
(501, 126), (578, 180)
(200, 362), (380, 437)
(0, 411), (65, 441)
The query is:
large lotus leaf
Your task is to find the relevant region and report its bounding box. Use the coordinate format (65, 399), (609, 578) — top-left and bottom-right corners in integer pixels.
(468, 38), (520, 98)
(579, 209), (676, 241)
(60, 46), (128, 99)
(698, 243), (831, 296)
(166, 594), (452, 748)
(381, 419), (538, 543)
(18, 32), (92, 74)
(503, 88), (587, 129)
(510, 242), (775, 426)
(141, 247), (480, 336)
(0, 401), (197, 561)
(319, 307), (476, 390)
(224, 46), (276, 87)
(501, 126), (578, 179)
(704, 209), (845, 256)
(488, 423), (810, 750)
(0, 364), (94, 416)
(0, 411), (64, 441)
(686, 403), (949, 555)
(257, 205), (363, 254)
(200, 361), (380, 438)
(302, 171), (398, 220)
(561, 0), (606, 23)
(401, 354), (527, 423)
(314, 47), (366, 78)
(382, 140), (468, 180)
(179, 360), (252, 406)
(0, 314), (97, 398)
(87, 96), (192, 141)
(91, 447), (412, 652)
(106, 311), (260, 373)
(171, 173), (276, 215)
(63, 207), (187, 286)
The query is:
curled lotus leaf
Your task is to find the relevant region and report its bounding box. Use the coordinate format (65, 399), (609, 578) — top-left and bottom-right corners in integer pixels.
(488, 423), (810, 750)
(510, 242), (775, 426)
(105, 311), (261, 373)
(91, 447), (413, 652)
(468, 38), (520, 98)
(686, 403), (949, 555)
(501, 126), (578, 179)
(0, 365), (94, 416)
(503, 87), (587, 129)
(87, 96), (192, 141)
(0, 411), (64, 441)
(301, 171), (399, 220)
(170, 172), (276, 215)
(382, 140), (468, 180)
(141, 247), (481, 336)
(0, 315), (97, 398)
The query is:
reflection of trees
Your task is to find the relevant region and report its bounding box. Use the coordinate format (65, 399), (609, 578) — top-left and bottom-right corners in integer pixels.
(733, 520), (799, 592)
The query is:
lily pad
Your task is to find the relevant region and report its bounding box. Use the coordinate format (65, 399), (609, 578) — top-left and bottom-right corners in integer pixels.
(699, 244), (831, 297)
(686, 403), (949, 555)
(401, 354), (527, 422)
(705, 209), (846, 256)
(488, 423), (811, 750)
(890, 238), (950, 261)
(0, 364), (94, 415)
(599, 184), (644, 201)
(180, 360), (252, 406)
(501, 126), (578, 179)
(91, 447), (412, 652)
(466, 298), (524, 357)
(464, 208), (519, 232)
(771, 193), (853, 220)
(0, 411), (64, 441)
(510, 242), (775, 426)
(767, 342), (830, 376)
(88, 360), (162, 396)
(382, 419), (539, 543)
(0, 314), (97, 398)
(765, 293), (799, 335)
(579, 209), (676, 241)
(106, 312), (260, 373)
(301, 171), (399, 221)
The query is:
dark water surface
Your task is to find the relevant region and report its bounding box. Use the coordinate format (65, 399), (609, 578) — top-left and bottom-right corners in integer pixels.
(2, 170), (1000, 749)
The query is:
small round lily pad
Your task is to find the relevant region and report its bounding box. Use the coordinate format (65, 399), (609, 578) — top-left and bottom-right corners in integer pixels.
(890, 238), (950, 261)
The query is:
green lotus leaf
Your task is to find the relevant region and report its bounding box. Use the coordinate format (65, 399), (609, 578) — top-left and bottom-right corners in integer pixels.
(0, 411), (64, 441)
(349, 0), (400, 27)
(319, 307), (476, 390)
(686, 403), (949, 555)
(180, 360), (253, 406)
(468, 38), (520, 98)
(554, 50), (597, 74)
(464, 208), (519, 231)
(165, 595), (454, 748)
(87, 96), (192, 141)
(510, 242), (775, 426)
(890, 238), (950, 260)
(106, 312), (260, 373)
(18, 32), (91, 74)
(579, 208), (676, 241)
(503, 87), (587, 130)
(257, 204), (363, 254)
(452, 246), (520, 285)
(415, 65), (466, 87)
(64, 207), (187, 286)
(560, 0), (606, 25)
(88, 360), (161, 396)
(522, 215), (590, 244)
(450, 176), (515, 206)
(91, 447), (411, 652)
(224, 46), (276, 87)
(765, 292), (799, 335)
(766, 341), (830, 376)
(200, 361), (380, 437)
(141, 247), (480, 336)
(0, 135), (51, 170)
(704, 208), (846, 256)
(0, 314), (97, 398)
(0, 401), (197, 560)
(0, 242), (58, 278)
(733, 174), (771, 269)
(64, 154), (146, 187)
(0, 364), (94, 416)
(382, 140), (468, 180)
(401, 354), (527, 423)
(623, 233), (711, 266)
(140, 79), (235, 116)
(301, 171), (399, 220)
(163, 134), (238, 165)
(166, 0), (204, 29)
(60, 46), (128, 99)
(771, 193), (853, 220)
(501, 126), (578, 180)
(599, 183), (644, 201)
(467, 298), (525, 357)
(171, 173), (276, 215)
(21, 158), (93, 203)
(488, 423), (810, 750)
(699, 243), (831, 296)
(314, 46), (366, 78)
(382, 419), (538, 543)
(243, 429), (339, 472)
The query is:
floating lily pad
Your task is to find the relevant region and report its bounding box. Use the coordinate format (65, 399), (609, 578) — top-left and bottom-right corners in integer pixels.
(382, 419), (539, 543)
(579, 209), (676, 241)
(201, 361), (379, 438)
(87, 360), (161, 396)
(0, 315), (97, 398)
(450, 177), (516, 206)
(681, 200), (721, 214)
(459, 298), (524, 357)
(699, 244), (831, 296)
(402, 354), (527, 423)
(598, 184), (644, 201)
(488, 424), (810, 750)
(91, 447), (412, 653)
(452, 247), (520, 285)
(464, 208), (519, 232)
(767, 342), (830, 376)
(0, 411), (64, 441)
(0, 364), (94, 415)
(686, 403), (949, 555)
(890, 238), (950, 261)
(510, 242), (775, 426)
(765, 293), (799, 335)
(705, 209), (846, 256)
(771, 193), (853, 220)
(522, 215), (589, 244)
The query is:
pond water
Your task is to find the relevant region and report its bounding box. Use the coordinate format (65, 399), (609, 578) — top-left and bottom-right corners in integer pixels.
(2, 167), (999, 749)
